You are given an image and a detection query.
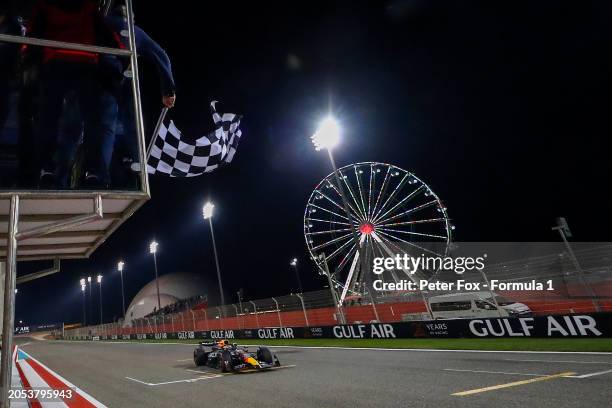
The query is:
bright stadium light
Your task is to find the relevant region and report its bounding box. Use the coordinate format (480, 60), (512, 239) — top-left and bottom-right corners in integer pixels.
(81, 284), (86, 292)
(202, 200), (225, 311)
(202, 202), (215, 220)
(118, 261), (126, 317)
(311, 116), (341, 151)
(96, 275), (103, 324)
(310, 112), (360, 323)
(149, 241), (161, 310)
(80, 278), (86, 286)
(14, 288), (17, 294)
(289, 257), (302, 293)
(87, 276), (91, 283)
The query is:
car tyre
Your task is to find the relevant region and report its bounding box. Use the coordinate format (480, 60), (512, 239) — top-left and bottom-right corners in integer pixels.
(194, 349), (207, 366)
(257, 346), (279, 366)
(219, 350), (233, 373)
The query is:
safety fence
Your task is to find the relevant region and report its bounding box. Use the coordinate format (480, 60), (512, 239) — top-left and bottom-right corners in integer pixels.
(66, 279), (612, 339)
(66, 243), (612, 338)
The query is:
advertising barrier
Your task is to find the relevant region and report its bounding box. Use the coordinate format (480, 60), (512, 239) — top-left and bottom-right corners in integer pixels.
(14, 323), (63, 335)
(66, 313), (612, 341)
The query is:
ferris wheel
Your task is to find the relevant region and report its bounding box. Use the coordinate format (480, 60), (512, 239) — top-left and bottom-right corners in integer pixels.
(304, 162), (453, 302)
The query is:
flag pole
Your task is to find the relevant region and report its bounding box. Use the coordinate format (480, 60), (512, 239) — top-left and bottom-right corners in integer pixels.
(146, 107), (169, 160)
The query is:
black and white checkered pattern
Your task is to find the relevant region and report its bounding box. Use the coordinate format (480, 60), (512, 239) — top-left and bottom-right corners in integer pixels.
(146, 101), (242, 177)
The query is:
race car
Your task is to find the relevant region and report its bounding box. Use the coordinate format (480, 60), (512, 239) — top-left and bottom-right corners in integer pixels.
(193, 339), (280, 372)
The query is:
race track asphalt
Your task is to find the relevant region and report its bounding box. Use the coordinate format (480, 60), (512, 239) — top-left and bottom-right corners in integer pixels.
(15, 338), (612, 408)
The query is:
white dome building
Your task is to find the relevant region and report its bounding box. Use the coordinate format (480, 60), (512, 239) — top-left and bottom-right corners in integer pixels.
(125, 272), (208, 326)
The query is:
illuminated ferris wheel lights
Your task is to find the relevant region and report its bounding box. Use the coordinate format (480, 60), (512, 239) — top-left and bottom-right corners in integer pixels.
(304, 162), (452, 298)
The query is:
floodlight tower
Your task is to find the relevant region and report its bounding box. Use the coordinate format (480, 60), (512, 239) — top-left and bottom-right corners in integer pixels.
(553, 217), (600, 312)
(80, 279), (86, 325)
(311, 116), (367, 296)
(97, 274), (103, 324)
(87, 276), (92, 324)
(203, 202), (225, 311)
(149, 241), (161, 311)
(290, 258), (303, 293)
(118, 261), (126, 317)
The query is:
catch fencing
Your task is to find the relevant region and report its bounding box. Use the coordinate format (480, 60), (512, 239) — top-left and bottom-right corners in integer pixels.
(65, 243), (612, 338)
(66, 282), (612, 339)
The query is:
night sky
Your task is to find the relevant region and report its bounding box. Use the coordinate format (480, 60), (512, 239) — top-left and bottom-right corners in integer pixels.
(14, 0), (612, 325)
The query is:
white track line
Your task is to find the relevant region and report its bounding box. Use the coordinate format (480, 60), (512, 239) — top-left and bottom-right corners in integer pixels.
(445, 367), (612, 379)
(504, 359), (612, 365)
(567, 368), (612, 379)
(125, 375), (222, 386)
(444, 368), (548, 377)
(55, 341), (612, 355)
(185, 369), (217, 374)
(124, 377), (152, 386)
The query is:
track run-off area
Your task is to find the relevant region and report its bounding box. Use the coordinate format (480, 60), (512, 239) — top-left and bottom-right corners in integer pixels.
(14, 338), (612, 408)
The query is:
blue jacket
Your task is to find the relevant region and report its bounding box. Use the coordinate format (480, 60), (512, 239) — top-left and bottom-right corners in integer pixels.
(106, 16), (176, 96)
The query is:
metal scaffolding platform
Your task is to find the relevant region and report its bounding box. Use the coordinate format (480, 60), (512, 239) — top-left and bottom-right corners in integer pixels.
(0, 193), (147, 261)
(0, 1), (149, 404)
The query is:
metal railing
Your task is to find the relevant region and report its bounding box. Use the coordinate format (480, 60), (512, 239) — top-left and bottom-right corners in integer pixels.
(65, 265), (612, 340)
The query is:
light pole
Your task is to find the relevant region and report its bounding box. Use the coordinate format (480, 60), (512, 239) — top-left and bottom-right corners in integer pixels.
(87, 276), (92, 325)
(237, 289), (244, 315)
(149, 241), (161, 312)
(203, 202), (225, 312)
(311, 116), (369, 305)
(553, 217), (600, 312)
(97, 274), (103, 324)
(118, 261), (126, 317)
(80, 279), (86, 326)
(290, 258), (303, 293)
(320, 253), (346, 324)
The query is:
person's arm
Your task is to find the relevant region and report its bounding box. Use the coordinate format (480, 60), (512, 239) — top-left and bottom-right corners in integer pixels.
(135, 26), (176, 107)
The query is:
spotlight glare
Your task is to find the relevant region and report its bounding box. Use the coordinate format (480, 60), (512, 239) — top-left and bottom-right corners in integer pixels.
(202, 202), (215, 220)
(311, 116), (341, 151)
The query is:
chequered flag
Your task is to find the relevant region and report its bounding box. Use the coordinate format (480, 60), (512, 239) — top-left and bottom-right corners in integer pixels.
(146, 101), (243, 177)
